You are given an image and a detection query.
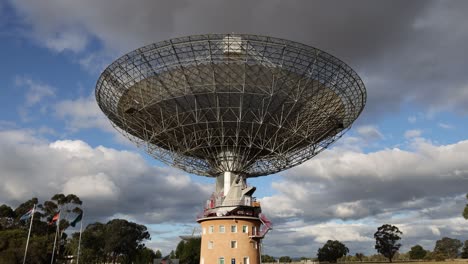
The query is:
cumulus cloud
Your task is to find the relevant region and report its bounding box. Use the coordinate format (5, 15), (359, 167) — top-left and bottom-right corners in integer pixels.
(262, 213), (468, 256)
(258, 137), (468, 255)
(14, 76), (56, 121)
(265, 138), (468, 221)
(404, 129), (422, 139)
(54, 95), (112, 132)
(356, 125), (384, 141)
(0, 128), (210, 225)
(53, 95), (142, 146)
(6, 0), (468, 257)
(43, 30), (88, 53)
(62, 173), (120, 200)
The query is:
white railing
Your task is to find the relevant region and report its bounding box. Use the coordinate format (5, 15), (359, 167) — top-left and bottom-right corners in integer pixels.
(204, 196), (255, 210)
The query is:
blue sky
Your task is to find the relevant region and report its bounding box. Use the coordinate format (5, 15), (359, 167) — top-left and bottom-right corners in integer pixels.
(1, 0), (468, 258)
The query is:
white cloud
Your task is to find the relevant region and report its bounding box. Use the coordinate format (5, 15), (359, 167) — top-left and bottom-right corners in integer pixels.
(438, 122), (454, 129)
(302, 223), (374, 243)
(63, 173), (119, 200)
(333, 201), (372, 219)
(2, 128), (467, 257)
(0, 128), (211, 254)
(14, 76), (56, 121)
(430, 226), (441, 236)
(404, 129), (422, 139)
(356, 125), (384, 141)
(53, 95), (138, 147)
(7, 0), (468, 257)
(78, 52), (112, 74)
(44, 30), (88, 53)
(54, 95), (113, 132)
(259, 138), (468, 255)
(0, 128), (209, 224)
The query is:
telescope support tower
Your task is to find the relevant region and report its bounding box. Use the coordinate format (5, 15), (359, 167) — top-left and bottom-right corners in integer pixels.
(198, 173), (271, 264)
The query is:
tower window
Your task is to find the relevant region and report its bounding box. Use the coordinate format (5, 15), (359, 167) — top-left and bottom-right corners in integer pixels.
(219, 257), (225, 264)
(242, 225), (248, 233)
(231, 258), (236, 264)
(231, 225), (237, 233)
(208, 241), (214, 249)
(219, 225), (225, 233)
(209, 225), (214, 234)
(231, 240), (237, 248)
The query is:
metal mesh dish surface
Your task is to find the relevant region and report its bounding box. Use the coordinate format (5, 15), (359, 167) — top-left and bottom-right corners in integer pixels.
(96, 34), (366, 177)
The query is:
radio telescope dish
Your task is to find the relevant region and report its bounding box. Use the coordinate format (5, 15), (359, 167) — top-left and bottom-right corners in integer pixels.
(95, 34), (366, 177)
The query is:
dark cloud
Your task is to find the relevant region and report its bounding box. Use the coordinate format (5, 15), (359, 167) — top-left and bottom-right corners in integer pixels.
(10, 0), (468, 116)
(6, 0), (468, 257)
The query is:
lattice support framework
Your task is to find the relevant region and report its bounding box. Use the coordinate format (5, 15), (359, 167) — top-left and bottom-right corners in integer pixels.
(95, 34), (366, 177)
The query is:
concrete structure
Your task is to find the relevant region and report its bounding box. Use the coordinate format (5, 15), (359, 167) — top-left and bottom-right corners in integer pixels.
(197, 170), (272, 264)
(198, 215), (264, 264)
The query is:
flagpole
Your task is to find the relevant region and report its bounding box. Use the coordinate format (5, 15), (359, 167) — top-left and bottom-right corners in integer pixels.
(76, 210), (84, 264)
(50, 211), (60, 264)
(22, 204), (35, 264)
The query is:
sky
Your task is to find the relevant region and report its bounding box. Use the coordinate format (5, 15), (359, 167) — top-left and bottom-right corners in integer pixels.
(1, 0), (468, 258)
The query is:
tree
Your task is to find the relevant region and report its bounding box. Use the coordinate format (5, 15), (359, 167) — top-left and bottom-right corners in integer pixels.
(432, 251), (446, 261)
(434, 237), (462, 259)
(0, 229), (50, 264)
(279, 256), (292, 263)
(76, 222), (106, 263)
(41, 193), (83, 260)
(13, 197), (39, 221)
(43, 193), (82, 228)
(463, 194), (468, 220)
(175, 238), (201, 264)
(0, 229), (26, 263)
(409, 245), (427, 260)
(71, 219), (151, 263)
(175, 239), (185, 258)
(355, 253), (365, 262)
(423, 251), (432, 261)
(0, 194), (84, 263)
(135, 247), (156, 264)
(0, 205), (16, 230)
(0, 205), (15, 218)
(374, 224), (402, 263)
(155, 249), (162, 258)
(317, 240), (349, 263)
(461, 240), (468, 259)
(261, 254), (276, 262)
(104, 219), (151, 263)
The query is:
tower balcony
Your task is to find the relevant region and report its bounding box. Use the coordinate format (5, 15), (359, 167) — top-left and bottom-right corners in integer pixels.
(198, 194), (262, 219)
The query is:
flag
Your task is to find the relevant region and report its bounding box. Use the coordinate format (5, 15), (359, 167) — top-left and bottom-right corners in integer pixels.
(49, 212), (60, 225)
(20, 208), (34, 221)
(70, 212), (83, 227)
